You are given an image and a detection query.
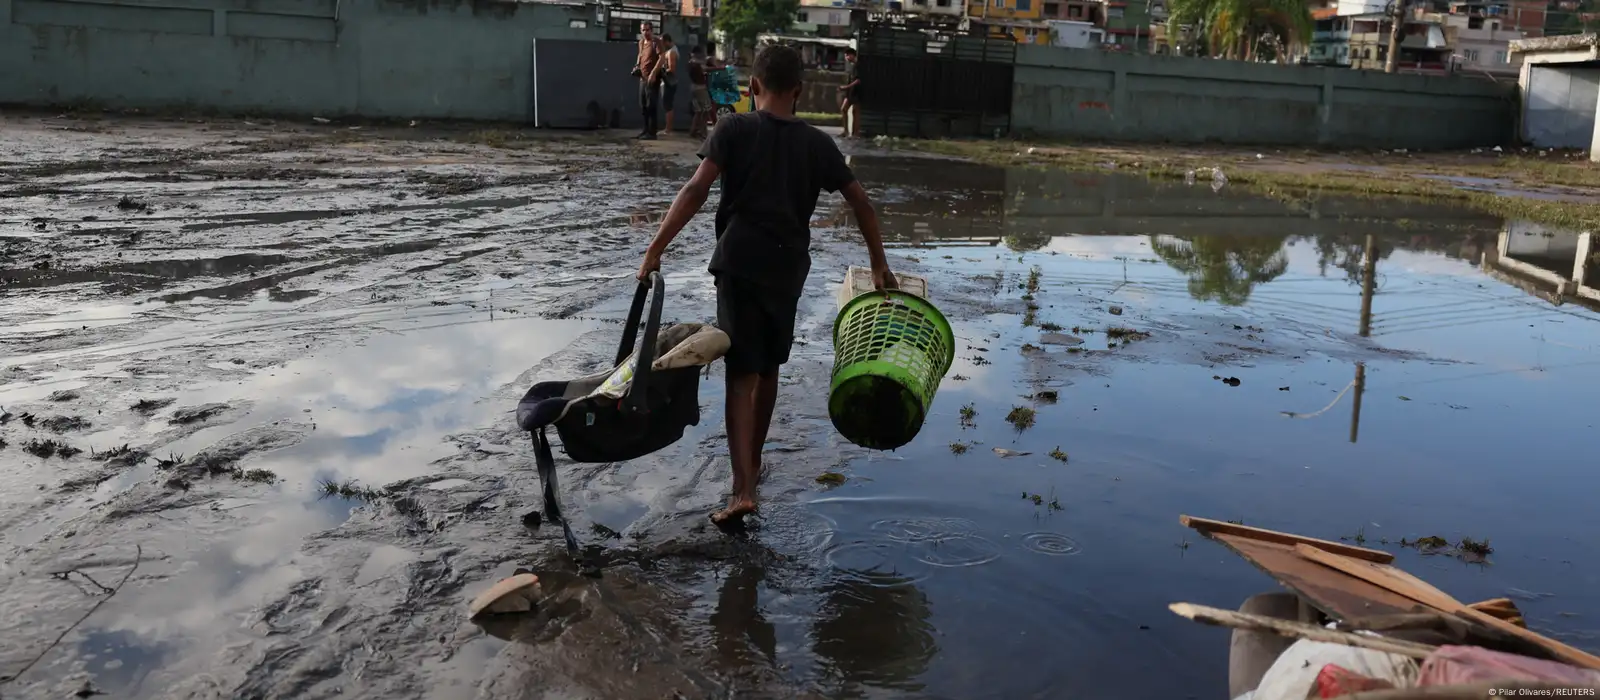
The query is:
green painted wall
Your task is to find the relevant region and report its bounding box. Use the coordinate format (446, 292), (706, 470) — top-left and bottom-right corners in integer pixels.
(0, 0), (658, 121)
(1012, 44), (1517, 148)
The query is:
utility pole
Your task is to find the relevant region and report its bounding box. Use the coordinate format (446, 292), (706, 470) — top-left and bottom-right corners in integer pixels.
(1384, 0), (1404, 72)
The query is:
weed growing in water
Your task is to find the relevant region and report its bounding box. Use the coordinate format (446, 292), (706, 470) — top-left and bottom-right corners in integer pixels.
(959, 403), (978, 428)
(1458, 537), (1494, 557)
(949, 442), (970, 455)
(1049, 447), (1069, 463)
(1022, 492), (1044, 506)
(1038, 322), (1064, 332)
(1005, 406), (1036, 431)
(1021, 343), (1041, 353)
(23, 439), (81, 458)
(234, 468), (280, 484)
(47, 390), (80, 402)
(1026, 266), (1042, 295)
(1105, 327), (1151, 341)
(1029, 390), (1059, 403)
(318, 478), (384, 502)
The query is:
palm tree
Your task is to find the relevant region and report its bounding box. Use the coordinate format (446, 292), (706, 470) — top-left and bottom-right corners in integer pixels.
(1167, 0), (1313, 62)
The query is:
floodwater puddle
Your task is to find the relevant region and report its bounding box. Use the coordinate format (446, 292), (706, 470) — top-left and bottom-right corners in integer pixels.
(715, 159), (1600, 697)
(5, 128), (1600, 698)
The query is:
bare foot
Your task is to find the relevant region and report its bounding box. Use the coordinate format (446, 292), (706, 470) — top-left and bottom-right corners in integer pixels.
(710, 496), (758, 526)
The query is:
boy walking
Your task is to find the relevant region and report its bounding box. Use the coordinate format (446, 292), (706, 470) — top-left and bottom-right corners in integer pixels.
(636, 45), (896, 525)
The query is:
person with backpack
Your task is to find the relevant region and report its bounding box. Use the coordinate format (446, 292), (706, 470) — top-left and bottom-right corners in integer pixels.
(635, 44), (896, 526)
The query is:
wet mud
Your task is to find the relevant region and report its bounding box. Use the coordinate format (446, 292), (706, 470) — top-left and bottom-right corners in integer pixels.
(3, 112), (1600, 698)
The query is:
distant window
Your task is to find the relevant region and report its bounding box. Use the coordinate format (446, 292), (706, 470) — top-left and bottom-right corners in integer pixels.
(937, 0), (951, 6)
(797, 10), (808, 21)
(994, 0), (1003, 7)
(1495, 49), (1507, 63)
(1465, 48), (1478, 62)
(1017, 0), (1031, 10)
(1044, 1), (1060, 15)
(1069, 3), (1082, 16)
(1108, 6), (1123, 17)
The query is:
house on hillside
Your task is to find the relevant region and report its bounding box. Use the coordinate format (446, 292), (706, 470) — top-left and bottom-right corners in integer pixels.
(1437, 10), (1525, 79)
(969, 0), (1051, 44)
(1097, 0), (1161, 51)
(1345, 12), (1452, 73)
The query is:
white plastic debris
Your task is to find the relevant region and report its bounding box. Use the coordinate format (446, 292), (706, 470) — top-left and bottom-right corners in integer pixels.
(1255, 153), (1264, 159)
(1185, 170), (1197, 185)
(312, 117), (330, 124)
(1211, 167), (1228, 192)
(1393, 148), (1407, 154)
(1027, 147), (1038, 155)
(1493, 145), (1503, 152)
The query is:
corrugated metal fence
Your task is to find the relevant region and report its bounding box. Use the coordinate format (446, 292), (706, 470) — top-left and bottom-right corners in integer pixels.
(856, 27), (1016, 138)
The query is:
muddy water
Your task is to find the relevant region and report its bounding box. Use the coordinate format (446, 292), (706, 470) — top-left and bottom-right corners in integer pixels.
(2, 116), (1599, 699)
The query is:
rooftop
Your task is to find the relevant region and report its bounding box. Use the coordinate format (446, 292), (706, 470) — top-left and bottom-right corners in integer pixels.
(1511, 33), (1599, 53)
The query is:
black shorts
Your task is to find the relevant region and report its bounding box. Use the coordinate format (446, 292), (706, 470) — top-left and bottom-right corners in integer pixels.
(662, 81), (678, 110)
(716, 275), (799, 376)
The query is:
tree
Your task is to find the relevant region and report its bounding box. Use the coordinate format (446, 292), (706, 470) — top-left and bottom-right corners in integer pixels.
(1166, 0), (1313, 62)
(715, 0), (800, 50)
(1149, 234), (1291, 306)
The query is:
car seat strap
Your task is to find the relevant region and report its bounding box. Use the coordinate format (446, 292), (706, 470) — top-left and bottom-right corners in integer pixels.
(533, 428), (580, 553)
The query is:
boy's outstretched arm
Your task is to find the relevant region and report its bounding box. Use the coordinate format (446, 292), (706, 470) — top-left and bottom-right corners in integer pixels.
(841, 181), (897, 290)
(637, 158), (721, 280)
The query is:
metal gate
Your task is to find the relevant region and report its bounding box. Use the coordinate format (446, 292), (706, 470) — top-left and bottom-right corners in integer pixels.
(855, 27), (1016, 139)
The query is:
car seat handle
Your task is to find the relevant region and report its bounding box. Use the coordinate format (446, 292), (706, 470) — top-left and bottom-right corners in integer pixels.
(622, 271), (665, 414)
(616, 272), (656, 366)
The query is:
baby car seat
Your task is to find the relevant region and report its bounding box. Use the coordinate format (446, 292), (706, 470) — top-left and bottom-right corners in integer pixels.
(515, 272), (728, 552)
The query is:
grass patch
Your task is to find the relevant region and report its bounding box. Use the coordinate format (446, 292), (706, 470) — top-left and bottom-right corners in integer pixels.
(889, 139), (1600, 231)
(815, 472), (847, 486)
(1105, 327), (1151, 341)
(1005, 405), (1036, 431)
(47, 389), (80, 402)
(799, 111), (843, 127)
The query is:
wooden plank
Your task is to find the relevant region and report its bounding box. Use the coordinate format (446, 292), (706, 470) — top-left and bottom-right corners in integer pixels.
(1294, 544), (1600, 671)
(1210, 533), (1423, 621)
(1168, 602), (1437, 658)
(1179, 514), (1395, 563)
(1294, 544), (1464, 611)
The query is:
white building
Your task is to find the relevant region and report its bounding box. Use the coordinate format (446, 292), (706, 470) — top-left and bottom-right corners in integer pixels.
(1048, 19), (1104, 48)
(1439, 12), (1524, 79)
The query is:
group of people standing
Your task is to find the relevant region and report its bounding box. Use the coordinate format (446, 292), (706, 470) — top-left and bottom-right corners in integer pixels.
(632, 23), (863, 140)
(632, 22), (719, 141)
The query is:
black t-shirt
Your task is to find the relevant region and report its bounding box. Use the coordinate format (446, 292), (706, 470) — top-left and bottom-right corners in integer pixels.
(698, 111), (855, 299)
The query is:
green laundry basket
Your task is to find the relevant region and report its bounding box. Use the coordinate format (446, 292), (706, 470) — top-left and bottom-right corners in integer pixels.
(829, 290), (956, 450)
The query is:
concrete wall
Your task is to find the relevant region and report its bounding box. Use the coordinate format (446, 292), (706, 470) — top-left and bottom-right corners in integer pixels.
(0, 0), (694, 122)
(1522, 64), (1600, 148)
(1012, 45), (1517, 148)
